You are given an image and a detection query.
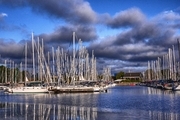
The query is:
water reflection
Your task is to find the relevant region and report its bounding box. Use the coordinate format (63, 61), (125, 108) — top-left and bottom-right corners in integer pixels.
(0, 102), (180, 120)
(148, 110), (179, 120)
(0, 102), (97, 120)
(1, 87), (180, 120)
(146, 87), (175, 95)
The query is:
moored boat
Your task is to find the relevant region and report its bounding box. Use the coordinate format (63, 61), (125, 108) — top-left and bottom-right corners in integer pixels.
(172, 82), (180, 91)
(49, 85), (107, 93)
(7, 81), (49, 93)
(163, 83), (173, 90)
(7, 86), (49, 93)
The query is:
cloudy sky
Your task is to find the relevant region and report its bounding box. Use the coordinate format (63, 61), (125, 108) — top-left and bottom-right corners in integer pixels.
(0, 0), (180, 74)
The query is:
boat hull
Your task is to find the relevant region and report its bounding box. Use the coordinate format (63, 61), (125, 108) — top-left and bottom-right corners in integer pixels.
(173, 84), (180, 91)
(50, 86), (106, 93)
(8, 87), (49, 93)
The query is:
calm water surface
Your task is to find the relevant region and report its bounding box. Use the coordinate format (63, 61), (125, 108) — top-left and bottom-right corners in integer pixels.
(0, 86), (180, 120)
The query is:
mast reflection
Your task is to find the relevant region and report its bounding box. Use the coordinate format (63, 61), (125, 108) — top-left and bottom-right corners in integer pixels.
(0, 102), (179, 120)
(0, 102), (97, 120)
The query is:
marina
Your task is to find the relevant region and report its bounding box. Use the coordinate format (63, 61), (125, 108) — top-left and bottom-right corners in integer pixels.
(0, 32), (113, 94)
(0, 0), (179, 120)
(138, 39), (180, 92)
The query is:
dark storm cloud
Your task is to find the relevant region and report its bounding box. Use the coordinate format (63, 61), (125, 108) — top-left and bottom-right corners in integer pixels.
(0, 0), (97, 25)
(0, 0), (98, 46)
(109, 18), (174, 48)
(88, 13), (177, 65)
(0, 39), (25, 61)
(0, 37), (41, 65)
(30, 0), (97, 24)
(112, 21), (174, 48)
(101, 8), (180, 47)
(105, 8), (146, 28)
(38, 25), (98, 45)
(89, 8), (180, 70)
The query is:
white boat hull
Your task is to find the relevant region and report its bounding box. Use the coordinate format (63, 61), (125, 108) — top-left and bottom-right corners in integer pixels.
(173, 84), (180, 91)
(8, 87), (49, 93)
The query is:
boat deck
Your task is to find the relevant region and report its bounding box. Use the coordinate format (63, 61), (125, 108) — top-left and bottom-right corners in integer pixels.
(49, 86), (107, 93)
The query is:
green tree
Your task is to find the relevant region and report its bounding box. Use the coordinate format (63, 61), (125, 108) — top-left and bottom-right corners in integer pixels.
(115, 71), (124, 79)
(0, 66), (5, 83)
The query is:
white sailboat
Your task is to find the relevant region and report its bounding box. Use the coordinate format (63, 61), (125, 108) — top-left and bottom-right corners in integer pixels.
(8, 85), (48, 93)
(7, 34), (49, 93)
(7, 77), (49, 93)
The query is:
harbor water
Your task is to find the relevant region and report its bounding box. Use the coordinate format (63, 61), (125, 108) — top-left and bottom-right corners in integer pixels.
(0, 86), (180, 120)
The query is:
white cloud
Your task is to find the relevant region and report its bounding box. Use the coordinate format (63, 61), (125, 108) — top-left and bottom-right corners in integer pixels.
(154, 10), (180, 21)
(1, 13), (8, 17)
(0, 12), (8, 19)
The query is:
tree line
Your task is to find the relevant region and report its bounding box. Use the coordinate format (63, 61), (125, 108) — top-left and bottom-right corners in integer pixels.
(0, 65), (27, 83)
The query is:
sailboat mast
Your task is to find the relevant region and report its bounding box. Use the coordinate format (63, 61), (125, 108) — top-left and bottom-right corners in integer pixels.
(12, 61), (14, 83)
(5, 60), (7, 83)
(172, 45), (176, 80)
(177, 39), (180, 80)
(72, 32), (76, 85)
(20, 62), (22, 83)
(25, 43), (27, 85)
(52, 47), (55, 83)
(32, 32), (35, 81)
